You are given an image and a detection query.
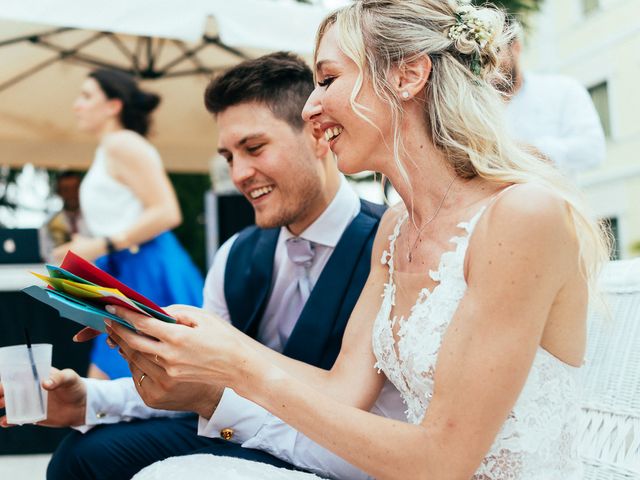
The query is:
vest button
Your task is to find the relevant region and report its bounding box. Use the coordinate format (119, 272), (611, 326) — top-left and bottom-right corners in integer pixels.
(220, 428), (234, 440)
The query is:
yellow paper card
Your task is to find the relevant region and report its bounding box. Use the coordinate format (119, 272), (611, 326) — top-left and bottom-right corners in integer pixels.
(31, 272), (149, 315)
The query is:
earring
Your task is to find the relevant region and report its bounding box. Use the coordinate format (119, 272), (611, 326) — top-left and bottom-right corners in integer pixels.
(401, 91), (410, 99)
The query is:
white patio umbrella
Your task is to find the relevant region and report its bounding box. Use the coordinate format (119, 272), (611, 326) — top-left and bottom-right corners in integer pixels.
(0, 0), (331, 172)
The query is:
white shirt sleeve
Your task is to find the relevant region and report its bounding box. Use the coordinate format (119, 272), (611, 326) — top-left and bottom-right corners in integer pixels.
(197, 381), (404, 479)
(197, 388), (371, 480)
(73, 378), (185, 433)
(197, 387), (270, 441)
(534, 78), (606, 175)
(75, 235), (240, 433)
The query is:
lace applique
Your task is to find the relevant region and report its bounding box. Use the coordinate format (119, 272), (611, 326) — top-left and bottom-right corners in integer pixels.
(380, 212), (405, 306)
(372, 205), (583, 479)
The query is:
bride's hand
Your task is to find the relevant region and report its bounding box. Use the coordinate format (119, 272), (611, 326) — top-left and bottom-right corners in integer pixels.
(163, 304), (218, 327)
(104, 305), (255, 388)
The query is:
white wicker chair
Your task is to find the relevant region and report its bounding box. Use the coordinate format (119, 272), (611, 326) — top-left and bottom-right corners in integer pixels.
(580, 259), (640, 479)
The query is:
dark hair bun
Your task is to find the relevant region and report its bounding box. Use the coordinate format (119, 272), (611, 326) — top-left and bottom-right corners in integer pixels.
(89, 69), (161, 136)
(132, 91), (161, 113)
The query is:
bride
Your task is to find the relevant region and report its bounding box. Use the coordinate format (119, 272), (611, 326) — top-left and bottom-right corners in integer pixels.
(112, 1), (608, 478)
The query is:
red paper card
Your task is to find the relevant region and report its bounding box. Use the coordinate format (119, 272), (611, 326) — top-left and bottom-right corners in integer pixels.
(60, 251), (170, 316)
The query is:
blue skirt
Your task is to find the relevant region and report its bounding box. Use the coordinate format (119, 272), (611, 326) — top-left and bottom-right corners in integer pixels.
(91, 231), (204, 379)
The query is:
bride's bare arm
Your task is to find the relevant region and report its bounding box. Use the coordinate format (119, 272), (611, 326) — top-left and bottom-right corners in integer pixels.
(108, 186), (581, 478)
(108, 209), (401, 410)
(217, 186), (582, 479)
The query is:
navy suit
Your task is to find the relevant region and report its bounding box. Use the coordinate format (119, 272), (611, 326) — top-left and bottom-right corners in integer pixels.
(47, 200), (385, 480)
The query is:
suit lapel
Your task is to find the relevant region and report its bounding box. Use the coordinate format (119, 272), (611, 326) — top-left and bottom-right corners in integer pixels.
(236, 228), (279, 337)
(283, 210), (378, 364)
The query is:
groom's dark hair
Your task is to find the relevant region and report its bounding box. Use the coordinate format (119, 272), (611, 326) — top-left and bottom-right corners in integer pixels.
(204, 51), (314, 131)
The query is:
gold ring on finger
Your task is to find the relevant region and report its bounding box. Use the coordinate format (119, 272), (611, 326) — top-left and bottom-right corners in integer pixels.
(138, 373), (147, 387)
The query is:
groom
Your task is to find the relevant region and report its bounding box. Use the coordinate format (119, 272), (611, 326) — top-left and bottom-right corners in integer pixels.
(40, 52), (402, 480)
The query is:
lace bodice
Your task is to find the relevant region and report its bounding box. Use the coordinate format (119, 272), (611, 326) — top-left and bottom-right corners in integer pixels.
(372, 203), (584, 479)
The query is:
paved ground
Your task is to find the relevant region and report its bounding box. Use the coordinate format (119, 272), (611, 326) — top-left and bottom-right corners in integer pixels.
(0, 454), (51, 479)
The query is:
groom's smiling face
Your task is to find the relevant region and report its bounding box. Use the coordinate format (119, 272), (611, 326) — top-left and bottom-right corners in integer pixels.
(216, 101), (325, 232)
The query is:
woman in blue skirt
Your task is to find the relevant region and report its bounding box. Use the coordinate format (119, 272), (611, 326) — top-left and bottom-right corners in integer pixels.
(54, 69), (203, 379)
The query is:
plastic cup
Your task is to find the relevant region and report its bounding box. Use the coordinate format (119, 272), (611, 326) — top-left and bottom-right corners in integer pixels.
(0, 343), (52, 425)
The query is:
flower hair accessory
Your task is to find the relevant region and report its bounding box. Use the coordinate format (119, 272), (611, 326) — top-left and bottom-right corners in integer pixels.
(448, 0), (496, 76)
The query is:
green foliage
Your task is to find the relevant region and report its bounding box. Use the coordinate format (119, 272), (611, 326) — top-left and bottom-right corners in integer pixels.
(472, 0), (543, 19)
(168, 172), (211, 274)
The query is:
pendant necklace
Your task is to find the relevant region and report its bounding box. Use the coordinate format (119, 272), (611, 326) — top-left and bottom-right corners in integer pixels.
(407, 176), (456, 263)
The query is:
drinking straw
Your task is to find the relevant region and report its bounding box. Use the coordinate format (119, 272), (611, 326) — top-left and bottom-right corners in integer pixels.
(23, 328), (45, 414)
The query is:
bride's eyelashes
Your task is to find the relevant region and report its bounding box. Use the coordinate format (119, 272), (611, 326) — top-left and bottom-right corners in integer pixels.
(317, 76), (336, 88)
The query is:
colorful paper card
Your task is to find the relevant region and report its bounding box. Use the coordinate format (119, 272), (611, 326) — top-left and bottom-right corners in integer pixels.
(24, 251), (176, 332)
(31, 272), (149, 316)
(60, 251), (169, 315)
(22, 286), (134, 332)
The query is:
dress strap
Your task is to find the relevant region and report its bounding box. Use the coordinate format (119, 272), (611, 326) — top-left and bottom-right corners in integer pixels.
(487, 183), (520, 208)
(464, 183), (521, 235)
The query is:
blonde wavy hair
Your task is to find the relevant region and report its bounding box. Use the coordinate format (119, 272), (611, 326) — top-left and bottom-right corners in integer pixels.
(315, 0), (610, 291)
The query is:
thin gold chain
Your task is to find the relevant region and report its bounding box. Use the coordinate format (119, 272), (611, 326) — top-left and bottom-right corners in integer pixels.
(407, 176), (456, 263)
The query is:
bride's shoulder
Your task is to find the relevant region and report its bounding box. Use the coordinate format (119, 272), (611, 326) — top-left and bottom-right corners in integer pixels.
(473, 182), (577, 254)
(379, 202), (406, 230)
(491, 182), (570, 225)
(375, 204), (405, 239)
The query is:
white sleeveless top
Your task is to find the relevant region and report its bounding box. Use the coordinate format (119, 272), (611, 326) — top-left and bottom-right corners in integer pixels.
(372, 196), (584, 479)
(80, 146), (150, 238)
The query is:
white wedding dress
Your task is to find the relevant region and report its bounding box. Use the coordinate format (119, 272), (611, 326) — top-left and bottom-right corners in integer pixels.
(134, 199), (584, 480)
(132, 454), (324, 480)
(371, 203), (584, 479)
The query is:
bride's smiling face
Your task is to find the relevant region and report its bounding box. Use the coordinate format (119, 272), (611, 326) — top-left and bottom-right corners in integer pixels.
(302, 26), (392, 175)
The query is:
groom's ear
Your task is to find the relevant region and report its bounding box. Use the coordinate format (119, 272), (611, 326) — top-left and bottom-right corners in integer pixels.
(307, 123), (330, 159)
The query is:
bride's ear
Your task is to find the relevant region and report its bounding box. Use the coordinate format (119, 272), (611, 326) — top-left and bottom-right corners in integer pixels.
(392, 55), (432, 101)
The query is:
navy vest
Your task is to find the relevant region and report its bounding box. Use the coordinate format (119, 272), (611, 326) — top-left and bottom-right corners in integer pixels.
(224, 200), (385, 370)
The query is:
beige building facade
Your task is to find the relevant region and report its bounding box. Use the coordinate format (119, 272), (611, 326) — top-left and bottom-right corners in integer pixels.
(523, 0), (640, 258)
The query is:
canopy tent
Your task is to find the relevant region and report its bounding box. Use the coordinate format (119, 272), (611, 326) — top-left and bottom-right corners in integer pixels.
(0, 0), (331, 172)
(0, 0), (328, 47)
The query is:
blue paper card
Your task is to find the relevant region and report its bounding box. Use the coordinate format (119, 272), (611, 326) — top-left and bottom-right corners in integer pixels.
(22, 286), (135, 332)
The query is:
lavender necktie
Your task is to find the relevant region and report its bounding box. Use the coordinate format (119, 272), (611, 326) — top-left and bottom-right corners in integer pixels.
(277, 237), (316, 346)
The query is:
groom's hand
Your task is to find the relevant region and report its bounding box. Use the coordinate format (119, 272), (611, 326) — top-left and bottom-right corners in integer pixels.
(0, 367), (87, 428)
(110, 334), (223, 419)
(135, 374), (223, 420)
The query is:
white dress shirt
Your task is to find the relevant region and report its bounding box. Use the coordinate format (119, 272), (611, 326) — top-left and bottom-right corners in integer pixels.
(79, 176), (407, 479)
(505, 72), (606, 177)
(204, 174), (360, 351)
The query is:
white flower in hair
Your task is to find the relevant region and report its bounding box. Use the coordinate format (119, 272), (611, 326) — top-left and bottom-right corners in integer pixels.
(456, 4), (474, 16)
(448, 1), (496, 75)
(449, 6), (494, 46)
